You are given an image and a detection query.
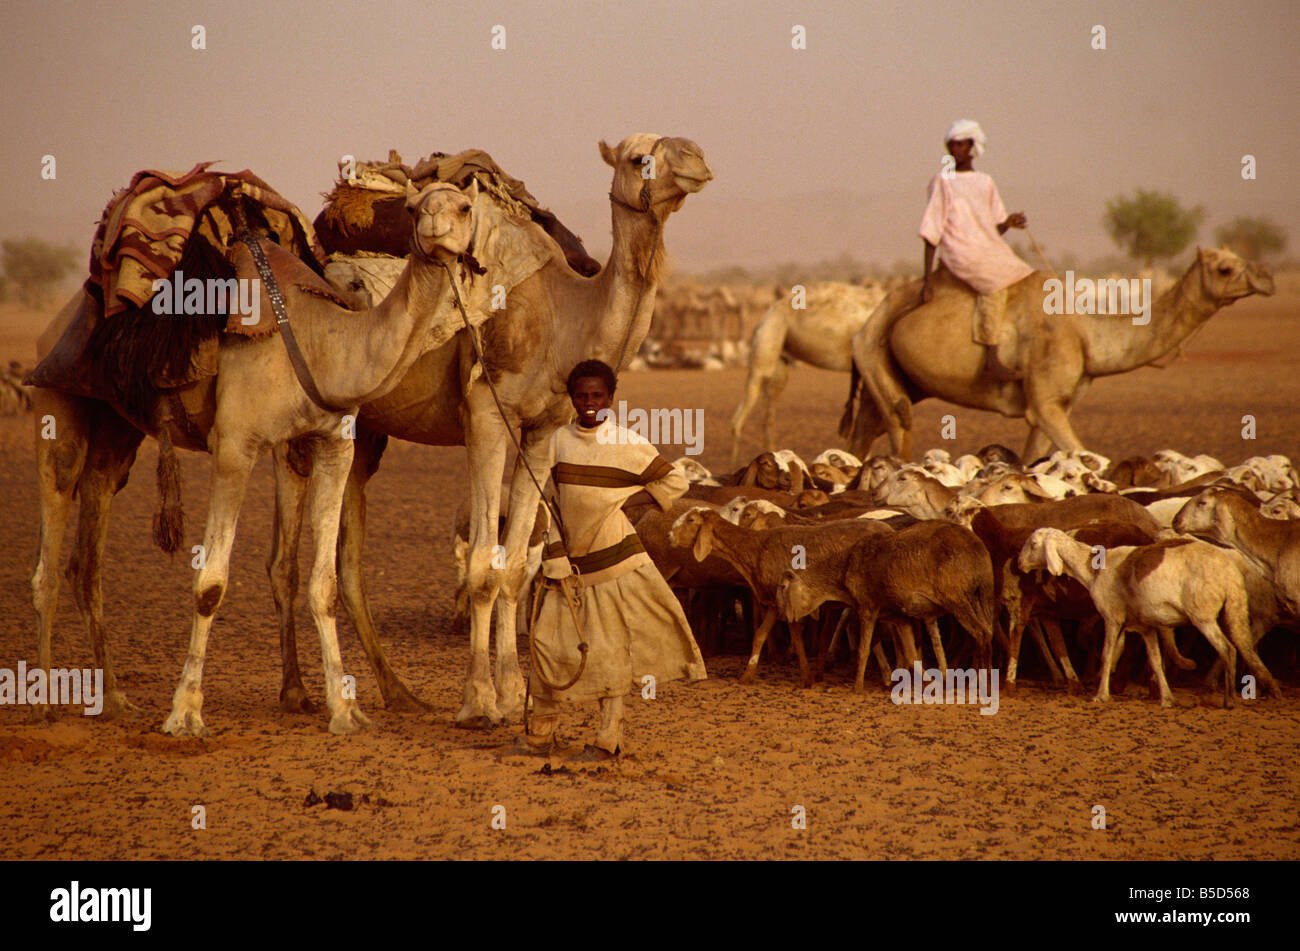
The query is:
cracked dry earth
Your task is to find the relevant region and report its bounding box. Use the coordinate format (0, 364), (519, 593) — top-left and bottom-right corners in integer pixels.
(1, 284), (1298, 861)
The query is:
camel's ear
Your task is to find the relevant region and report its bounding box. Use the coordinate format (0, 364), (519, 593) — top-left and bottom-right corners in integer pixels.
(464, 178), (479, 201)
(599, 140), (619, 168)
(404, 180), (421, 210)
(739, 460), (759, 487)
(692, 519), (713, 562)
(1044, 536), (1065, 577)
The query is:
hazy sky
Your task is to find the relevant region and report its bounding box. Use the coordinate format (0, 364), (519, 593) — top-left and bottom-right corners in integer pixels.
(2, 0), (1296, 273)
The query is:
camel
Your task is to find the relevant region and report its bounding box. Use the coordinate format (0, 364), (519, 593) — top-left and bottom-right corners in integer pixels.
(844, 248), (1274, 462)
(29, 182), (479, 734)
(728, 281), (883, 468)
(280, 134), (711, 728)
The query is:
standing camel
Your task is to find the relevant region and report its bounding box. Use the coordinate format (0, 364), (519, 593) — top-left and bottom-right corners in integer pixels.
(279, 134), (711, 728)
(845, 248), (1274, 461)
(728, 281), (883, 468)
(29, 183), (479, 734)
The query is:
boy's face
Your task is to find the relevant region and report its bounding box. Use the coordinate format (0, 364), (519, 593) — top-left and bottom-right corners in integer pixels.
(571, 376), (612, 428)
(946, 138), (975, 163)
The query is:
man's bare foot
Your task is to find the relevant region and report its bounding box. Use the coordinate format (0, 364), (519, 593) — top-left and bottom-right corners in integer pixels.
(564, 744), (619, 763)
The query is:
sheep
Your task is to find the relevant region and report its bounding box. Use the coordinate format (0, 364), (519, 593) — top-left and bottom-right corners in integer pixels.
(672, 456), (720, 487)
(1172, 487), (1300, 618)
(777, 520), (996, 692)
(1105, 456), (1165, 489)
(1153, 450), (1224, 487)
(1261, 489), (1300, 521)
(877, 467), (1058, 519)
(1018, 530), (1246, 707)
(719, 451), (805, 493)
(668, 506), (890, 686)
(945, 495), (1163, 690)
(812, 448), (862, 472)
(635, 499), (751, 654)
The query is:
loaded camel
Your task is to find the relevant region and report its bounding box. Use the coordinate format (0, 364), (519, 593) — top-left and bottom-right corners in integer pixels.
(30, 182), (479, 734)
(300, 134), (713, 727)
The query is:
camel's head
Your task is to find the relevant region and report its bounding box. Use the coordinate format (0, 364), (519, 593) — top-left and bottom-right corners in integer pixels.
(404, 180), (476, 261)
(1195, 246), (1275, 305)
(600, 134), (712, 217)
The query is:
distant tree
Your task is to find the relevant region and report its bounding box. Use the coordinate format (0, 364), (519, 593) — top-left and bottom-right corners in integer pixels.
(1214, 216), (1287, 262)
(1, 237), (79, 307)
(1103, 189), (1203, 267)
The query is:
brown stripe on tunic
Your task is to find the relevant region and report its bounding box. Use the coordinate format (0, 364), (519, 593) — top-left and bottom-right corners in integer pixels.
(639, 455), (674, 485)
(553, 461), (645, 488)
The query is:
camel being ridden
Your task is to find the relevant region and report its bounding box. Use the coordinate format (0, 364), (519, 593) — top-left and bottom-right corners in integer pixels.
(844, 247), (1274, 462)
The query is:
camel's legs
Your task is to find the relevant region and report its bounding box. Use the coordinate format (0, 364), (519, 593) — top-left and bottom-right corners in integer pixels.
(267, 441), (314, 713)
(30, 390), (90, 721)
(336, 425), (428, 711)
(490, 426), (554, 721)
(729, 313), (787, 468)
(66, 411), (143, 718)
(1021, 426), (1053, 466)
(162, 438), (258, 736)
(303, 435), (371, 734)
(457, 400), (511, 727)
(760, 359), (790, 458)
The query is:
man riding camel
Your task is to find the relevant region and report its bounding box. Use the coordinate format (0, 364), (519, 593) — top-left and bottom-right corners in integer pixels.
(918, 119), (1032, 382)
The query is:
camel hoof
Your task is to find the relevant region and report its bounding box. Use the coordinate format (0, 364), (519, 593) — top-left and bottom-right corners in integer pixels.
(1090, 695), (1109, 705)
(99, 692), (140, 720)
(279, 685), (317, 715)
(1064, 679), (1084, 696)
(1003, 679), (1017, 697)
(328, 704), (372, 735)
(162, 709), (209, 737)
(383, 689), (432, 714)
(27, 704), (57, 724)
(453, 714), (497, 731)
(738, 669), (758, 685)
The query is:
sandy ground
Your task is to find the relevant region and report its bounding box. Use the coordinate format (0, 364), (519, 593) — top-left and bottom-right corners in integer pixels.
(1, 282), (1298, 861)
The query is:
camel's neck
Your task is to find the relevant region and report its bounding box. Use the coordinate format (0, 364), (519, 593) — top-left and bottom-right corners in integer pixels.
(566, 202), (668, 372)
(306, 258), (449, 408)
(1081, 267), (1219, 375)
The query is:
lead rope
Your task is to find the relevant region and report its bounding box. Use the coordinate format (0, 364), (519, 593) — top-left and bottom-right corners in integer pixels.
(429, 256), (589, 723)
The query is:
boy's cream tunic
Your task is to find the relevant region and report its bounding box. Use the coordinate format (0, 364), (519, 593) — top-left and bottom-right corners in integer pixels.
(531, 417), (707, 702)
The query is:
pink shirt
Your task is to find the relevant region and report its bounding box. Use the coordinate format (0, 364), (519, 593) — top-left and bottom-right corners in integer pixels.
(918, 170), (1034, 294)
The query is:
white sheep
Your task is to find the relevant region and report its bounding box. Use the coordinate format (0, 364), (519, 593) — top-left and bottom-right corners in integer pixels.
(1018, 529), (1246, 707)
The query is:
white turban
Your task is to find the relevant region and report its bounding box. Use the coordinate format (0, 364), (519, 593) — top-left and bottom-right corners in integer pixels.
(944, 119), (986, 157)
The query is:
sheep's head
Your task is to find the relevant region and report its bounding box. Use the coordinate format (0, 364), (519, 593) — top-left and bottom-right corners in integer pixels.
(864, 455), (903, 494)
(944, 495), (984, 527)
(1261, 491), (1300, 520)
(1018, 528), (1068, 576)
(977, 473), (1053, 505)
(794, 489), (830, 508)
(739, 452), (787, 490)
(737, 500), (786, 530)
(668, 507), (716, 561)
(1172, 488), (1238, 538)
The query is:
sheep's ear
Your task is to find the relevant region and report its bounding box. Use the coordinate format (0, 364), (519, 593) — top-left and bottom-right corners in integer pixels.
(739, 460), (759, 487)
(1045, 537), (1065, 576)
(1025, 478), (1054, 500)
(692, 520), (713, 562)
(789, 464), (805, 495)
